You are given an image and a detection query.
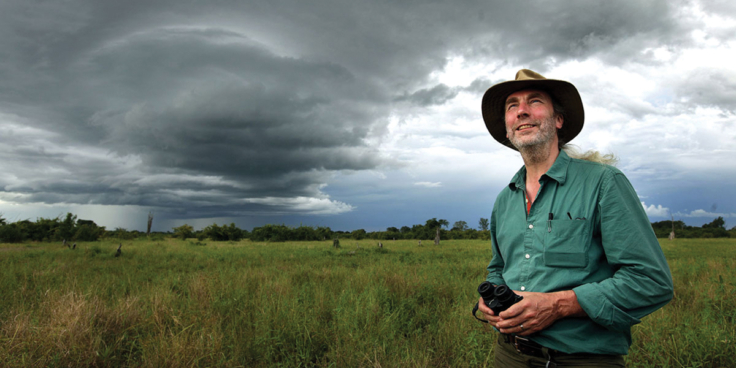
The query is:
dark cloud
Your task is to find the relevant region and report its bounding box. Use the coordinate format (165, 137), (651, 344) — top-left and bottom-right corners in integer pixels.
(396, 84), (460, 106)
(0, 0), (730, 219)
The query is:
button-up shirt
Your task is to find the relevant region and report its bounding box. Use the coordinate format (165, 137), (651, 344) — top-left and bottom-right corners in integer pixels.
(487, 150), (673, 355)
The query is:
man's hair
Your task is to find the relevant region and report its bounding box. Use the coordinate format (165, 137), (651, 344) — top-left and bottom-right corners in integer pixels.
(551, 96), (566, 149)
(549, 94), (619, 166)
(562, 144), (619, 166)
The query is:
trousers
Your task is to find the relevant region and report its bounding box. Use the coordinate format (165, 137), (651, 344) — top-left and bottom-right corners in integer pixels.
(494, 335), (625, 368)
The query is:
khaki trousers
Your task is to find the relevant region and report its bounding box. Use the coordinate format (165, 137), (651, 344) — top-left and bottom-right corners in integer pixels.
(494, 335), (625, 367)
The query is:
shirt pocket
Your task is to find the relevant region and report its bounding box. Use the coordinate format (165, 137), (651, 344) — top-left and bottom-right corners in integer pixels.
(543, 220), (590, 268)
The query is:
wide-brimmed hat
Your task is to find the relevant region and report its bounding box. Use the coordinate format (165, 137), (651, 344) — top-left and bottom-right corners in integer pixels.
(481, 69), (584, 150)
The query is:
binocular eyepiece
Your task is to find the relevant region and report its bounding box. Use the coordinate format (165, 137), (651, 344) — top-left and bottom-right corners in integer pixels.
(477, 281), (523, 315)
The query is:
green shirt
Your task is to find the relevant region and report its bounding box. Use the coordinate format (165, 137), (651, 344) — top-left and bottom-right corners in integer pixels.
(487, 150), (673, 355)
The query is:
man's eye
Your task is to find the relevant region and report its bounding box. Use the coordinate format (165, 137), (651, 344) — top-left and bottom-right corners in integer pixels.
(506, 104), (517, 111)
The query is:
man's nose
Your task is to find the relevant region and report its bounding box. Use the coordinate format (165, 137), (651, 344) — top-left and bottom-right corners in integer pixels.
(516, 101), (530, 119)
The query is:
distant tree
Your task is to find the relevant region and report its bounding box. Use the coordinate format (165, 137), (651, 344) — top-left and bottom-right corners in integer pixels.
(110, 227), (137, 240)
(478, 218), (489, 231)
(400, 226), (411, 234)
(386, 227), (399, 233)
(173, 224), (195, 240)
(703, 216), (725, 229)
(315, 226), (333, 241)
(203, 223), (244, 241)
(250, 224), (291, 242)
(67, 218), (105, 241)
(452, 221), (469, 231)
(58, 213), (77, 242)
(74, 224), (105, 241)
(351, 229), (367, 240)
(0, 223), (23, 243)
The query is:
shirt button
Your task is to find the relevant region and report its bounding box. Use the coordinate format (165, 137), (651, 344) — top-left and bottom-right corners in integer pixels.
(525, 254), (530, 259)
(520, 286), (526, 291)
(528, 224), (533, 229)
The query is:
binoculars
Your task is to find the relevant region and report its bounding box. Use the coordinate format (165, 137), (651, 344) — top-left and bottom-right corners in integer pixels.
(477, 281), (523, 315)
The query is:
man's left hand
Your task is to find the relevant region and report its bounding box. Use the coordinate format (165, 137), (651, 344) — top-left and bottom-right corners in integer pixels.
(494, 290), (584, 336)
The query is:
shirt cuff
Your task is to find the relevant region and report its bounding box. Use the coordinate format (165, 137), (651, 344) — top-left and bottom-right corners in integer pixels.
(573, 283), (641, 332)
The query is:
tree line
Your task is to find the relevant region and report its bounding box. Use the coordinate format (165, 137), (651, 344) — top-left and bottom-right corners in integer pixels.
(650, 217), (734, 239)
(1, 213), (734, 243)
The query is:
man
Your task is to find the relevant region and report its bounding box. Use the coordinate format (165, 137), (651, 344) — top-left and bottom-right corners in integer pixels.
(477, 69), (673, 367)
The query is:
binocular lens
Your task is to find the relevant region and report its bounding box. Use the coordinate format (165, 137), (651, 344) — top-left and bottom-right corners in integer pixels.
(478, 281), (495, 298)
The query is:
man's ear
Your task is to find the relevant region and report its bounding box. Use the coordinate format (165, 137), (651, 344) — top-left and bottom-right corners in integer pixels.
(555, 114), (564, 130)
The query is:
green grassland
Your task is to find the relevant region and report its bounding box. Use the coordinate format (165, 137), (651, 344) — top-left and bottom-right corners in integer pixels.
(0, 238), (734, 367)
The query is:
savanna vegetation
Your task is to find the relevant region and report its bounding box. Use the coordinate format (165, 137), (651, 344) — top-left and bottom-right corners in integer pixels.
(4, 212), (733, 245)
(1, 238), (734, 367)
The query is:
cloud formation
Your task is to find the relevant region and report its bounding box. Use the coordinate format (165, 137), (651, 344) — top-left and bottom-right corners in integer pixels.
(642, 202), (670, 218)
(1, 0), (735, 229)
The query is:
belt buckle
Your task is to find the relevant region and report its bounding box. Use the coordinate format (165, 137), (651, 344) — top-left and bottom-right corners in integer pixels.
(512, 336), (530, 354)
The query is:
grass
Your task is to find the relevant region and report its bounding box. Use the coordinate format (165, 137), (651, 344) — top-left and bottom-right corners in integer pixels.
(0, 238), (734, 367)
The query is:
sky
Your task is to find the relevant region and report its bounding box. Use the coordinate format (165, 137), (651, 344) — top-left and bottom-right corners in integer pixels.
(1, 0), (735, 232)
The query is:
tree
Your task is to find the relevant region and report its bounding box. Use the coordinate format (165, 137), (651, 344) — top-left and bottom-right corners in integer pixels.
(703, 216), (725, 229)
(315, 226), (332, 241)
(58, 213), (77, 241)
(203, 223), (244, 241)
(173, 224), (195, 240)
(452, 221), (469, 231)
(0, 223), (23, 243)
(479, 218), (489, 231)
(351, 229), (367, 240)
(250, 224), (291, 242)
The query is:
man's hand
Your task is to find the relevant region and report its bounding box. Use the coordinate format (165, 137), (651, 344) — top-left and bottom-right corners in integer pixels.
(481, 290), (586, 336)
(477, 296), (502, 326)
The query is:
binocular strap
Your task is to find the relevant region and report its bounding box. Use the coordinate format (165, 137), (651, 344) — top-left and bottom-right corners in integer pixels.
(472, 302), (489, 323)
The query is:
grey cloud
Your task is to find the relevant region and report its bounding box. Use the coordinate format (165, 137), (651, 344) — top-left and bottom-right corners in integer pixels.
(0, 0), (726, 219)
(673, 68), (736, 112)
(465, 78), (495, 95)
(396, 84), (460, 106)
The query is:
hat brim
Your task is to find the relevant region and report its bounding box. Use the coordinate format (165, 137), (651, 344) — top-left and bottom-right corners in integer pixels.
(481, 79), (584, 150)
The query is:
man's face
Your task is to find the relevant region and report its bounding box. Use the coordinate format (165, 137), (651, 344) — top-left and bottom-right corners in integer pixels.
(504, 89), (563, 150)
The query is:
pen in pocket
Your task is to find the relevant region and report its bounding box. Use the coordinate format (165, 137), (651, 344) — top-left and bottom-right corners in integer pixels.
(548, 213), (553, 232)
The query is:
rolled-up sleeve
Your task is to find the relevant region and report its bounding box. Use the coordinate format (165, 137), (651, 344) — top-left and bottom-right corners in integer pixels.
(573, 171), (674, 332)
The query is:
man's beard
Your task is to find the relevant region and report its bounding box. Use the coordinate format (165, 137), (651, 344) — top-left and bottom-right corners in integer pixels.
(507, 116), (557, 163)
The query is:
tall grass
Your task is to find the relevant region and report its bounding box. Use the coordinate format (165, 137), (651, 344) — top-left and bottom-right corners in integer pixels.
(0, 238), (734, 367)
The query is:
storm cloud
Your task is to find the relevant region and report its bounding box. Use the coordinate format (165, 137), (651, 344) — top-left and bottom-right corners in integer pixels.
(1, 0), (735, 229)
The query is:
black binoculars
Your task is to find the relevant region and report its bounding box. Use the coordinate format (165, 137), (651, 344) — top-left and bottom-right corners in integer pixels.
(477, 281), (523, 315)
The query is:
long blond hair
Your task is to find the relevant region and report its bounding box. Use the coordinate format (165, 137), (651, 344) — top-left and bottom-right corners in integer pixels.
(562, 144), (618, 166)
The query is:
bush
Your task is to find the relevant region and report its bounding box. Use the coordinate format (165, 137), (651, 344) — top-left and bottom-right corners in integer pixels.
(250, 224), (291, 242)
(203, 223), (244, 241)
(0, 224), (24, 243)
(74, 224), (105, 242)
(173, 224), (195, 240)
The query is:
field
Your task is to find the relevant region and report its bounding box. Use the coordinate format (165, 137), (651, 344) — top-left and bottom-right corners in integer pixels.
(1, 238), (734, 367)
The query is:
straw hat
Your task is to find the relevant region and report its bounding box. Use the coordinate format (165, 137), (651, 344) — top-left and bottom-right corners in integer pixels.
(481, 69), (584, 150)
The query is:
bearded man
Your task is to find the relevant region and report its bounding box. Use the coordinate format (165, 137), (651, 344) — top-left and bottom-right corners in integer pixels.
(476, 69), (673, 367)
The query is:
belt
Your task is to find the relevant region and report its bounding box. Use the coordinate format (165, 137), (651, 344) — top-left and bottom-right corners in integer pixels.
(501, 334), (564, 359)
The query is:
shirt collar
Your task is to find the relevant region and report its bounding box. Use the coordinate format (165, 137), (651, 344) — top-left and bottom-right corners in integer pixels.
(509, 150), (571, 190)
